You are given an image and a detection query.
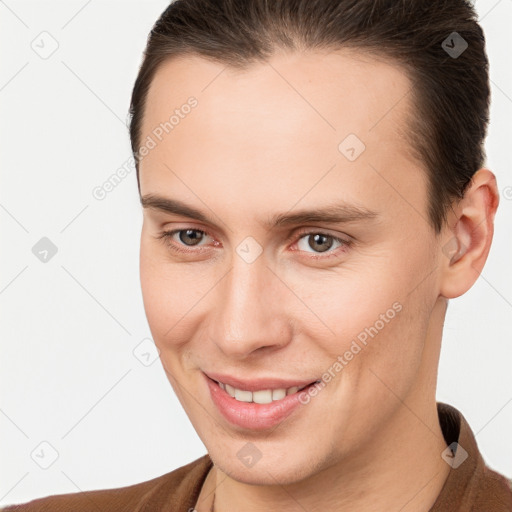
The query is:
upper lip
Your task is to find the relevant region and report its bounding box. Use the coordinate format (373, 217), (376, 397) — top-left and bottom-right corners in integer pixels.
(204, 371), (319, 392)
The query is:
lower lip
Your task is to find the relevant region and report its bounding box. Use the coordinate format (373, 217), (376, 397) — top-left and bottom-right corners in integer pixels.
(205, 374), (316, 430)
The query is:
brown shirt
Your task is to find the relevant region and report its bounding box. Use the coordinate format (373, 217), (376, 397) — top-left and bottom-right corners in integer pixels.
(2, 403), (511, 511)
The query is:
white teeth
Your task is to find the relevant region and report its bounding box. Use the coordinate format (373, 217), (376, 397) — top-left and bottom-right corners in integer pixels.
(272, 388), (286, 401)
(234, 388), (253, 402)
(253, 389), (273, 404)
(286, 386), (299, 396)
(225, 384), (236, 398)
(217, 381), (309, 403)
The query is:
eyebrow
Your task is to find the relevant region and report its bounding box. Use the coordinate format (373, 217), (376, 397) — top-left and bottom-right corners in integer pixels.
(140, 194), (379, 229)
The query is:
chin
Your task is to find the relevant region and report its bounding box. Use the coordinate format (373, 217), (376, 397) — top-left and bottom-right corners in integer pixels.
(209, 446), (323, 486)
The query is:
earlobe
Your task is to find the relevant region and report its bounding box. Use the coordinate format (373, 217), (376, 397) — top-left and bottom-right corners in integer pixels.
(438, 168), (499, 299)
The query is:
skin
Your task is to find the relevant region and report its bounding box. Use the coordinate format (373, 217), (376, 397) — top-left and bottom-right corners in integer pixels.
(137, 49), (499, 511)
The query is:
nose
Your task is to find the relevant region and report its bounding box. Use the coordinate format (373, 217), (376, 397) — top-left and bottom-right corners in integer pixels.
(209, 251), (292, 359)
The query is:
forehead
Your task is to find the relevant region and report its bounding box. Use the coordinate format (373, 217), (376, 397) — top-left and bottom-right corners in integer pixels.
(141, 48), (414, 143)
(138, 49), (427, 225)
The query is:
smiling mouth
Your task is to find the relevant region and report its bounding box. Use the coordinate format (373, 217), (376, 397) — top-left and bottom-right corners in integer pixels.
(213, 379), (321, 404)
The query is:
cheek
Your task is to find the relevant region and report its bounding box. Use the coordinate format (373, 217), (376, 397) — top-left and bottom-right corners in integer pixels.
(140, 240), (184, 343)
(139, 238), (213, 351)
(293, 245), (434, 393)
(139, 245), (200, 394)
(335, 275), (434, 415)
(281, 258), (403, 351)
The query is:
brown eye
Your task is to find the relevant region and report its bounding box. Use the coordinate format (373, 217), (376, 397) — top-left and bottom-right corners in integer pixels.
(178, 229), (205, 246)
(156, 228), (213, 254)
(296, 232), (345, 255)
(306, 233), (335, 253)
(289, 229), (353, 260)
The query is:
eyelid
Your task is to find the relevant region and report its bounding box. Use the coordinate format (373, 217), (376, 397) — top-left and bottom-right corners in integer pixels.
(156, 227), (216, 252)
(286, 227), (352, 245)
(286, 228), (352, 258)
(157, 226), (352, 258)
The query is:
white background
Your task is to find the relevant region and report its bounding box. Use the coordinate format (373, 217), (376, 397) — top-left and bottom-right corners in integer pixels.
(1, 0), (511, 506)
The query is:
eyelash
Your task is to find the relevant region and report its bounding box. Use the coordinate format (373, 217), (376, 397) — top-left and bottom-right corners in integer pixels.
(155, 228), (352, 259)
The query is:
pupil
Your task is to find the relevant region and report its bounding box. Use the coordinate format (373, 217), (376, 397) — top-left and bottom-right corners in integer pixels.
(309, 234), (332, 253)
(180, 229), (202, 246)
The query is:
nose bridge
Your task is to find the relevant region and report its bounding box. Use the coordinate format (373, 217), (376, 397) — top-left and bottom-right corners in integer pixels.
(211, 250), (288, 357)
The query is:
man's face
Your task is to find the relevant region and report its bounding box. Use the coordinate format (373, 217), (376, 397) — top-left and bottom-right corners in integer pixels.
(138, 49), (444, 484)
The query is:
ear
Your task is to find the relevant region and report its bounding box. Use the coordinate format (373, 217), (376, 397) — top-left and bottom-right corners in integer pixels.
(439, 168), (500, 299)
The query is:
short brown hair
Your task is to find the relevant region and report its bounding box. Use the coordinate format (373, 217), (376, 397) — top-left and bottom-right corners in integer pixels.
(129, 0), (490, 233)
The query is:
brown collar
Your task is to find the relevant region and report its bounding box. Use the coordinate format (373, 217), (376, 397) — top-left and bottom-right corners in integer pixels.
(430, 402), (512, 510)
